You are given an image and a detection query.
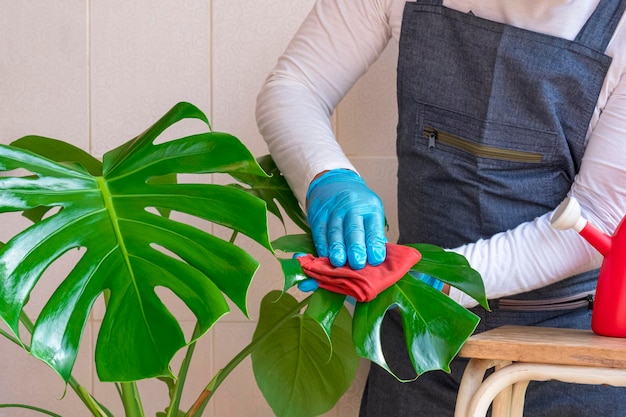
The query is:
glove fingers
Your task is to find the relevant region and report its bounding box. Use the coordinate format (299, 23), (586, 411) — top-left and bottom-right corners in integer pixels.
(344, 211), (367, 270)
(364, 212), (387, 266)
(298, 278), (319, 292)
(310, 213), (330, 258)
(306, 169), (388, 268)
(327, 212), (348, 267)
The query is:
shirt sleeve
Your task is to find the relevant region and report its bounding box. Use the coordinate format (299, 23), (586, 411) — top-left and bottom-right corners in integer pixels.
(255, 0), (393, 205)
(450, 74), (626, 307)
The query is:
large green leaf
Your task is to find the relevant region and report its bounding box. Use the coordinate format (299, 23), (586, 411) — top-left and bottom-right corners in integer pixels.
(10, 136), (104, 223)
(230, 154), (310, 233)
(11, 136), (177, 221)
(353, 277), (479, 380)
(408, 243), (489, 309)
(272, 233), (316, 255)
(275, 239), (487, 381)
(272, 234), (317, 291)
(11, 135), (103, 176)
(0, 102), (273, 382)
(251, 291), (358, 417)
(278, 258), (311, 292)
(304, 288), (346, 345)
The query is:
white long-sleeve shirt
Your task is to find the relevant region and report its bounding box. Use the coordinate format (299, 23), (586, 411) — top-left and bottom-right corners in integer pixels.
(256, 0), (626, 307)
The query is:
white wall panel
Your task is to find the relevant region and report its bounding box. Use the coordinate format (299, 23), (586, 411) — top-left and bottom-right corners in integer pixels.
(90, 0), (211, 156)
(337, 42), (399, 159)
(0, 1), (89, 145)
(211, 0), (316, 156)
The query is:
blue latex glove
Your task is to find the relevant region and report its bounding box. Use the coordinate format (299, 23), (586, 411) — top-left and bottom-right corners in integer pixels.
(306, 169), (387, 269)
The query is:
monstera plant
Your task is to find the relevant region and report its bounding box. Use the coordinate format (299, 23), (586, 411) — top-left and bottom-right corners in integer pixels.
(0, 102), (488, 417)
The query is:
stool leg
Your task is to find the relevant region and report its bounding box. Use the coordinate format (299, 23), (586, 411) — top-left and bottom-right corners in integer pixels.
(466, 364), (534, 417)
(509, 381), (530, 417)
(491, 362), (513, 417)
(466, 363), (626, 417)
(454, 359), (509, 417)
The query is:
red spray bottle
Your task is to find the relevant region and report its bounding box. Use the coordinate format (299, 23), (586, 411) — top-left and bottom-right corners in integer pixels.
(551, 197), (626, 337)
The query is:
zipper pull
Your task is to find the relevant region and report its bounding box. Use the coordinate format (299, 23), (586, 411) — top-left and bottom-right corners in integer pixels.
(428, 130), (437, 151)
(422, 127), (438, 150)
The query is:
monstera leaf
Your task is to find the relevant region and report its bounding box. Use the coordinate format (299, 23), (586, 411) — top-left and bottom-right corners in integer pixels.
(230, 154), (310, 234)
(251, 290), (359, 417)
(0, 102), (273, 382)
(271, 235), (488, 381)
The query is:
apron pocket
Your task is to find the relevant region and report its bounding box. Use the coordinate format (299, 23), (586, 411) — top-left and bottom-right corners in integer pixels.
(422, 126), (544, 163)
(415, 102), (562, 169)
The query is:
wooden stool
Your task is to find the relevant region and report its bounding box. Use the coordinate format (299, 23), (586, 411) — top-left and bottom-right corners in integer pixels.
(453, 325), (626, 417)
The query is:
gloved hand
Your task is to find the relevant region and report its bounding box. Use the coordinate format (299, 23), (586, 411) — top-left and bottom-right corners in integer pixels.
(306, 169), (387, 269)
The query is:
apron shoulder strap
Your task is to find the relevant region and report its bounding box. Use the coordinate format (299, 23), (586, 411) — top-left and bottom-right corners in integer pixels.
(575, 0), (626, 52)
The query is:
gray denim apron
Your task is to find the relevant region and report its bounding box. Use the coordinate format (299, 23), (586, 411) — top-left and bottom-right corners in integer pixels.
(360, 0), (626, 415)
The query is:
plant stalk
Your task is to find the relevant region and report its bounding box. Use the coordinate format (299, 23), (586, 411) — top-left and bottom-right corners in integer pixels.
(186, 294), (312, 417)
(0, 404), (63, 417)
(120, 382), (145, 417)
(0, 327), (22, 347)
(166, 322), (203, 417)
(73, 385), (113, 417)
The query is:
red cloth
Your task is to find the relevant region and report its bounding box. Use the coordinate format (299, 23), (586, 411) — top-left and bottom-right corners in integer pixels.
(296, 243), (422, 302)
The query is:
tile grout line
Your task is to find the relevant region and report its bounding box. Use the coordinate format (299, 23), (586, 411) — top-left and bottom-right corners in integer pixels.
(86, 0), (95, 395)
(208, 2), (216, 415)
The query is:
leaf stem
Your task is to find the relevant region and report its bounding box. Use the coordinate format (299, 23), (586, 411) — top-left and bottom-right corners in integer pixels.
(120, 382), (145, 417)
(186, 294), (312, 417)
(73, 385), (114, 417)
(0, 404), (63, 417)
(0, 327), (22, 347)
(166, 322), (202, 417)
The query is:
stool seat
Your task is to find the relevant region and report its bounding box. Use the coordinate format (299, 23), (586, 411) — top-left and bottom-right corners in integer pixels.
(454, 325), (626, 417)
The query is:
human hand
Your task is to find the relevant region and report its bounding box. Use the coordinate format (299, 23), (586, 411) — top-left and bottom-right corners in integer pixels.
(306, 169), (387, 269)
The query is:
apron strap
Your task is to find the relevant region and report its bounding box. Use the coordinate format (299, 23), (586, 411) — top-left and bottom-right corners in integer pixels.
(575, 0), (626, 52)
(415, 0), (443, 6)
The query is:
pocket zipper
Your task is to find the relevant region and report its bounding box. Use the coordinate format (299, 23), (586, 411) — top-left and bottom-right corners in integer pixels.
(422, 126), (543, 163)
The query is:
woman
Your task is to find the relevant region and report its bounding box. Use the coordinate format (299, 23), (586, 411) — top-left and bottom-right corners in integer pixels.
(256, 0), (626, 415)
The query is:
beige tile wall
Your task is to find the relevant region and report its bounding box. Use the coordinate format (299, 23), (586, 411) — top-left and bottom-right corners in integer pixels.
(0, 1), (399, 416)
